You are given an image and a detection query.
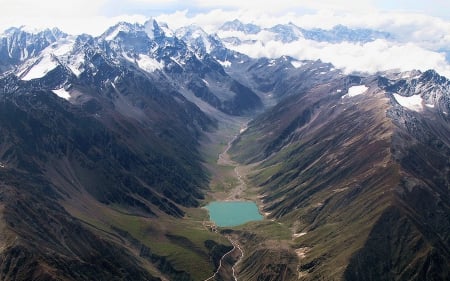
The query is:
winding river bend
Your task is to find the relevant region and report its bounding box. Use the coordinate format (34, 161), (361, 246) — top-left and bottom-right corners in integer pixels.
(204, 234), (243, 281)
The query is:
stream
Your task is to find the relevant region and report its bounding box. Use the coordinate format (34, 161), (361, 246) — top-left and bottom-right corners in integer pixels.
(203, 123), (251, 281)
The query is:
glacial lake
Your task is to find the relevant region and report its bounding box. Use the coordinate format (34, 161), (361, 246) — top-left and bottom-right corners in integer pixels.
(205, 201), (263, 227)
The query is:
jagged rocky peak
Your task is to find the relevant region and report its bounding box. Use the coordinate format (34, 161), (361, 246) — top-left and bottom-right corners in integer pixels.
(382, 69), (450, 114)
(175, 24), (208, 39)
(267, 23), (304, 43)
(298, 24), (392, 43)
(0, 26), (68, 70)
(175, 24), (220, 56)
(100, 21), (142, 41)
(420, 69), (449, 84)
(144, 18), (174, 39)
(99, 19), (173, 42)
(2, 25), (67, 41)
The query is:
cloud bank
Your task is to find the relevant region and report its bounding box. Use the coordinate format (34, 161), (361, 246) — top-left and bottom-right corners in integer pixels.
(228, 38), (450, 77)
(155, 9), (450, 78)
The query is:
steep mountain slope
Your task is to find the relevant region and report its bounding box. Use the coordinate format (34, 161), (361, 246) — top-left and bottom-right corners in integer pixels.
(0, 22), (243, 280)
(225, 56), (340, 106)
(0, 68), (221, 280)
(230, 71), (450, 280)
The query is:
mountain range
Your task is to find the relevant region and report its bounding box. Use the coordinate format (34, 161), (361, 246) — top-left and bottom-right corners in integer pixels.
(0, 18), (449, 281)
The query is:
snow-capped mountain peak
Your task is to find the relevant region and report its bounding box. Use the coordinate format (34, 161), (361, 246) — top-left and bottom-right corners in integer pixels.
(175, 25), (214, 55)
(144, 19), (165, 40)
(219, 19), (261, 34)
(0, 26), (68, 73)
(102, 22), (136, 41)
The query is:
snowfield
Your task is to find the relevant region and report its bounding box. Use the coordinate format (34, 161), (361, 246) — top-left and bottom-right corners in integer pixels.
(393, 93), (424, 112)
(342, 85), (368, 98)
(52, 88), (71, 100)
(21, 54), (58, 80)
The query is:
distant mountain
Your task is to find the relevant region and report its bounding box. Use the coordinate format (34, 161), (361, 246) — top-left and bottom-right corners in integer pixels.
(220, 19), (261, 34)
(218, 19), (392, 45)
(266, 23), (304, 43)
(301, 24), (392, 43)
(175, 24), (246, 63)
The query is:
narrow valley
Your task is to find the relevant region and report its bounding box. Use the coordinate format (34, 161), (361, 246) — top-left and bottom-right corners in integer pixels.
(200, 116), (301, 281)
(1, 10), (449, 281)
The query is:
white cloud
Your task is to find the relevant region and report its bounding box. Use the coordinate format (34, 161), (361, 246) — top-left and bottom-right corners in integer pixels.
(1, 0), (107, 35)
(127, 0), (176, 2)
(192, 0), (377, 14)
(156, 9), (240, 33)
(227, 38), (450, 78)
(1, 0), (106, 18)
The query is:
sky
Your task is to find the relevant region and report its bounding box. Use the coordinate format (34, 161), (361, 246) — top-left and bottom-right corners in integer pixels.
(2, 0), (450, 77)
(2, 0), (450, 35)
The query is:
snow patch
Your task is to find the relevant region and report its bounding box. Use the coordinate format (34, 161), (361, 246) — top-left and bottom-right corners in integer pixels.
(52, 88), (71, 100)
(67, 53), (85, 77)
(20, 48), (29, 60)
(22, 54), (58, 80)
(111, 82), (120, 93)
(393, 93), (424, 112)
(295, 247), (310, 259)
(159, 23), (174, 37)
(50, 40), (74, 56)
(189, 28), (212, 53)
(137, 54), (163, 73)
(342, 85), (368, 98)
(202, 79), (209, 86)
(293, 232), (307, 238)
(0, 162), (5, 168)
(425, 103), (435, 108)
(122, 52), (134, 63)
(218, 60), (231, 67)
(170, 56), (185, 66)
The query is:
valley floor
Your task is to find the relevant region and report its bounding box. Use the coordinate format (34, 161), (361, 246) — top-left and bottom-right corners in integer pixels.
(200, 117), (300, 281)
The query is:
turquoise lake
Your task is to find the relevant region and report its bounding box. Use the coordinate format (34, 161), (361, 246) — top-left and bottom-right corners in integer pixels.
(205, 201), (263, 227)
